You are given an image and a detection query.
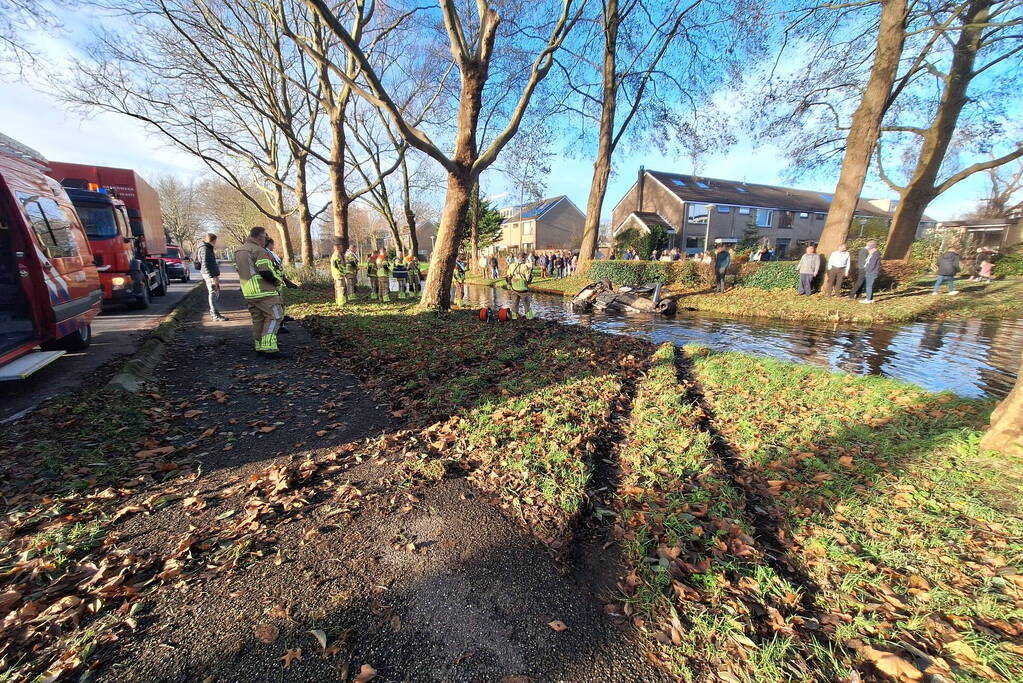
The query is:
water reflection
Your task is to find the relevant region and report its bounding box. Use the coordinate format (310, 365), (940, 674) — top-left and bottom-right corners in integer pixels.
(466, 285), (1022, 399)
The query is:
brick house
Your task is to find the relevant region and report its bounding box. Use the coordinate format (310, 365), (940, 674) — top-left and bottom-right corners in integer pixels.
(611, 168), (933, 258)
(496, 195), (585, 254)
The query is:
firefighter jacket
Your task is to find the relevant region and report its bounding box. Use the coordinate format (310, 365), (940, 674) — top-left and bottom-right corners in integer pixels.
(508, 262), (532, 293)
(235, 239), (281, 300)
(330, 252), (347, 280)
(453, 260), (467, 283)
(375, 258), (391, 276)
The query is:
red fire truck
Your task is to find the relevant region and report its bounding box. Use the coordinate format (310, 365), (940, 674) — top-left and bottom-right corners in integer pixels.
(0, 134), (102, 380)
(46, 162), (168, 309)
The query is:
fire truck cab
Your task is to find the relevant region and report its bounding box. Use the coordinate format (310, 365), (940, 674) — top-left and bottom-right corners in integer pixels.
(0, 134), (102, 380)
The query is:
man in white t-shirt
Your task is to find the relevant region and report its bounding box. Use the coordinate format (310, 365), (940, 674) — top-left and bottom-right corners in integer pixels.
(823, 244), (851, 296)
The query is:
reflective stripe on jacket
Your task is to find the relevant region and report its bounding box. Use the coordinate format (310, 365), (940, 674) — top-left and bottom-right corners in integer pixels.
(235, 239), (280, 300)
(509, 262), (531, 292)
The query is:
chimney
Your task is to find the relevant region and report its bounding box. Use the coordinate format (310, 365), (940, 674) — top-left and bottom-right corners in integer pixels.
(637, 165), (645, 211)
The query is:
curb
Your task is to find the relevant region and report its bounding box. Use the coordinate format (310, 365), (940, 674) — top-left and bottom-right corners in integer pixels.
(106, 282), (207, 392)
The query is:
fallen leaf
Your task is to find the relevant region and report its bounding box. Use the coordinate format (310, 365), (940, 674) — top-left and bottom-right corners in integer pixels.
(183, 409), (202, 418)
(280, 647), (302, 668)
(945, 640), (980, 665)
(212, 390), (228, 403)
(259, 425), (278, 434)
(308, 629), (327, 651)
(255, 623), (279, 644)
(547, 620), (568, 632)
(859, 645), (922, 681)
(354, 664), (376, 682)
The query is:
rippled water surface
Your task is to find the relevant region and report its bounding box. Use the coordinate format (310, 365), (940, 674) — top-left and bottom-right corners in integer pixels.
(465, 285), (1022, 399)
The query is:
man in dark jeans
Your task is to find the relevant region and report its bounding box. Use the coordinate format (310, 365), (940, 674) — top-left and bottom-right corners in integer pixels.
(858, 242), (881, 303)
(933, 247), (961, 295)
(848, 240), (876, 300)
(197, 232), (226, 321)
(714, 245), (732, 293)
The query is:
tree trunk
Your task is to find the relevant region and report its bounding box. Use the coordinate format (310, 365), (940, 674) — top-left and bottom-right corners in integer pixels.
(420, 171), (473, 309)
(417, 65), (484, 311)
(883, 0), (989, 260)
(817, 0), (909, 257)
(401, 158), (419, 258)
(271, 184), (293, 265)
(470, 182), (480, 273)
(578, 0), (619, 265)
(981, 352), (1023, 456)
(294, 151), (315, 265)
(328, 111), (350, 252)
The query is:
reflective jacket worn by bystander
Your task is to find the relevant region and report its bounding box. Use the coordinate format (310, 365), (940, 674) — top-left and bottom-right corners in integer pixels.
(235, 238), (285, 353)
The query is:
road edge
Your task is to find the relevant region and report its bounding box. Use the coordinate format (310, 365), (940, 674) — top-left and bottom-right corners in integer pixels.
(106, 282), (207, 392)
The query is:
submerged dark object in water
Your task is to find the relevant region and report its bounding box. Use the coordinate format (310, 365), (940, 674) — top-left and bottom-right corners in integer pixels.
(572, 281), (676, 316)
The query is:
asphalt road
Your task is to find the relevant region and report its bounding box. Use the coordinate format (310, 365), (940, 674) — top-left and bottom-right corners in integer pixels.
(0, 274), (203, 423)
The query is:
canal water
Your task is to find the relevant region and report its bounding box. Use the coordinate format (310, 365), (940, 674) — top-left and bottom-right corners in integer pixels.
(464, 284), (1022, 400)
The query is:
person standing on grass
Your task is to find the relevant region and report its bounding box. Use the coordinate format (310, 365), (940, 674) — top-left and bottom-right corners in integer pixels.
(489, 254), (500, 279)
(823, 243), (851, 296)
(453, 252), (467, 306)
(407, 254), (422, 293)
(392, 256), (409, 299)
(506, 253), (534, 320)
(796, 244), (822, 295)
(197, 232), (226, 321)
(374, 251), (391, 302)
(849, 240), (877, 300)
(714, 244), (731, 293)
(858, 242), (882, 303)
(263, 238), (297, 333)
(970, 248), (991, 281)
(345, 247), (359, 299)
(234, 226), (291, 359)
(933, 246), (961, 295)
(330, 241), (350, 305)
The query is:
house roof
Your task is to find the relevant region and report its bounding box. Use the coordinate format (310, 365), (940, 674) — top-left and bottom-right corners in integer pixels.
(501, 195), (568, 222)
(645, 170), (894, 218)
(628, 211), (675, 231)
(939, 218), (1015, 228)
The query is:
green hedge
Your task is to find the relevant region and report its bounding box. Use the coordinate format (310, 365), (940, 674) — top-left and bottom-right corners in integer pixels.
(589, 260), (718, 287)
(737, 262), (799, 290)
(993, 252), (1023, 277)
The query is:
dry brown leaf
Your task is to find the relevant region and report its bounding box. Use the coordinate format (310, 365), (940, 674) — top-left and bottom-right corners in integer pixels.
(259, 425), (278, 434)
(254, 623), (279, 644)
(945, 640), (981, 665)
(547, 620), (568, 632)
(860, 645), (922, 681)
(183, 409), (202, 418)
(135, 445), (175, 458)
(280, 647), (302, 668)
(354, 664), (376, 682)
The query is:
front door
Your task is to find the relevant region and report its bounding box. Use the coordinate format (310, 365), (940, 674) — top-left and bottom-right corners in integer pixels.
(0, 198), (35, 355)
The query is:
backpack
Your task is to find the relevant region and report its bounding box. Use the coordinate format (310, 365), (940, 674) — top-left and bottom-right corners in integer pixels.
(193, 244), (204, 272)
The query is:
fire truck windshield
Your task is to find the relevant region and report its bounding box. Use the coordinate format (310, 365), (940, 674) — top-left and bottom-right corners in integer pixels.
(75, 202), (119, 239)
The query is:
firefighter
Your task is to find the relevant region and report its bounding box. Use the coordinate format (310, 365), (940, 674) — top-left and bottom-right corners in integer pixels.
(506, 252), (534, 320)
(374, 251), (391, 302)
(344, 247), (359, 299)
(264, 238), (297, 333)
(392, 255), (409, 299)
(452, 253), (467, 307)
(329, 241), (349, 305)
(235, 226), (293, 358)
(406, 254), (422, 293)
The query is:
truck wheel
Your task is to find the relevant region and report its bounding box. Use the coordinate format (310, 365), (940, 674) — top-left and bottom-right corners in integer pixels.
(153, 270), (168, 297)
(133, 284), (151, 309)
(42, 324), (92, 352)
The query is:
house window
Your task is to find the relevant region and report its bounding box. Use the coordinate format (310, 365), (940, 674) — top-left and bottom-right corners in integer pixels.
(695, 180), (710, 189)
(687, 203), (708, 224)
(736, 186), (748, 193)
(815, 213), (826, 220)
(672, 178), (687, 187)
(778, 211), (794, 229)
(523, 221), (534, 235)
(522, 242), (534, 252)
(717, 206), (731, 213)
(685, 236), (703, 249)
(799, 212), (809, 219)
(738, 207), (751, 215)
(775, 238), (791, 259)
(756, 208), (772, 228)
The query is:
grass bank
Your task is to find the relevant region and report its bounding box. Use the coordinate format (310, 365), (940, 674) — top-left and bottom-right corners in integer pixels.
(289, 286), (1023, 681)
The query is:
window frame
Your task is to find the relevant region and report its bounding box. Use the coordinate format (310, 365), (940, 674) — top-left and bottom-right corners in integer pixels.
(755, 208), (772, 228)
(19, 194), (80, 259)
(738, 207), (752, 215)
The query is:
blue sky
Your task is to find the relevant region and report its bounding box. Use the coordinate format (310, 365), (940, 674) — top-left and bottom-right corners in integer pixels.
(0, 21), (993, 224)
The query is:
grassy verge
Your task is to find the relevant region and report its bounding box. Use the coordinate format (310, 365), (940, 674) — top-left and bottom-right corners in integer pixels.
(668, 275), (1023, 324)
(290, 286), (1023, 681)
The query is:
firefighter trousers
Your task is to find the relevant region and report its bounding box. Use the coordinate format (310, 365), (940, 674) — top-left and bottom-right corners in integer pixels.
(509, 291), (532, 319)
(376, 276), (390, 301)
(246, 295), (284, 352)
(345, 274), (357, 298)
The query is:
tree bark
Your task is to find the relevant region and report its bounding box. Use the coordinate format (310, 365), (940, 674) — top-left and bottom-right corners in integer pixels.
(271, 183), (293, 265)
(328, 112), (351, 252)
(883, 0), (990, 260)
(469, 182), (480, 273)
(817, 0), (909, 257)
(578, 0), (619, 265)
(294, 151), (315, 264)
(417, 66), (484, 311)
(401, 157), (419, 258)
(981, 352), (1023, 457)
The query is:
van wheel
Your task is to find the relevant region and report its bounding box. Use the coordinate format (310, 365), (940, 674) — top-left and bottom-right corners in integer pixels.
(43, 324), (92, 352)
(133, 284), (151, 309)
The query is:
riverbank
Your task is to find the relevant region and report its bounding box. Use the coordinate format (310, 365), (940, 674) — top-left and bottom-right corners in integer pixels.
(3, 285), (1019, 682)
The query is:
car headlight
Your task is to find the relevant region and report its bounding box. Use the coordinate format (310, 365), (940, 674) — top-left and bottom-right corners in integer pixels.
(112, 276), (126, 286)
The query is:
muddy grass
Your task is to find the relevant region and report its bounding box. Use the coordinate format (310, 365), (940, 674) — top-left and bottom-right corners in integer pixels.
(2, 283), (1021, 682)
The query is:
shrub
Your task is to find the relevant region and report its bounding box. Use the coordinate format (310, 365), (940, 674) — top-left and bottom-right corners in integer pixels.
(614, 225), (669, 259)
(877, 259), (929, 288)
(737, 261), (799, 290)
(993, 247), (1023, 277)
(590, 260), (664, 285)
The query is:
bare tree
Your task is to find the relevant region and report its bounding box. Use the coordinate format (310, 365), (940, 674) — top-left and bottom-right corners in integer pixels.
(0, 0), (61, 72)
(972, 159), (1023, 217)
(879, 1), (1023, 258)
(303, 0), (584, 310)
(154, 174), (204, 251)
(199, 178), (269, 247)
